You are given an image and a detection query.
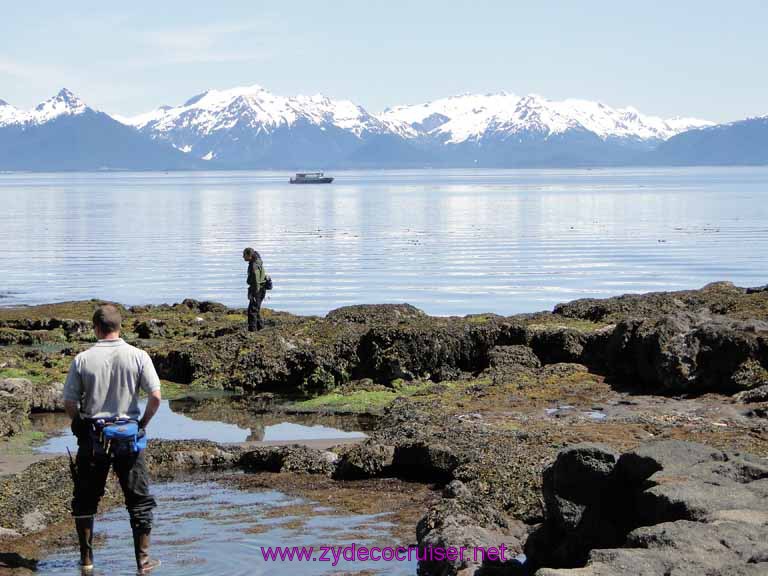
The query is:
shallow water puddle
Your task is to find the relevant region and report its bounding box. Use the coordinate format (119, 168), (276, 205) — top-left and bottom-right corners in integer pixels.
(545, 405), (607, 421)
(34, 399), (367, 454)
(35, 480), (414, 575)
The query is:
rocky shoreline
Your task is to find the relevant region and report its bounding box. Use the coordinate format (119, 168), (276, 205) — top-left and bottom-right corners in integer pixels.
(1, 282), (767, 574)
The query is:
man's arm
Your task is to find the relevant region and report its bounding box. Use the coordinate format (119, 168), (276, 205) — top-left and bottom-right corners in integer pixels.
(63, 358), (82, 423)
(139, 389), (161, 429)
(64, 399), (79, 420)
(138, 351), (162, 429)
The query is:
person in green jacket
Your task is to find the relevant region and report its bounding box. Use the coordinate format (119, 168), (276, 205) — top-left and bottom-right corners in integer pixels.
(243, 247), (268, 331)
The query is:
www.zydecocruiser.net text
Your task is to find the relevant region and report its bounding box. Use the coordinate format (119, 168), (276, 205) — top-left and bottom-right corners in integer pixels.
(260, 544), (521, 566)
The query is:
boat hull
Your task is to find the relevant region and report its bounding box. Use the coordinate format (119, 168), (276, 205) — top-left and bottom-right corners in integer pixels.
(290, 177), (334, 184)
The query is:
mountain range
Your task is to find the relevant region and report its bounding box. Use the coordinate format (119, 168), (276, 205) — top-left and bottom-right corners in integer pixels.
(0, 90), (195, 171)
(0, 85), (766, 171)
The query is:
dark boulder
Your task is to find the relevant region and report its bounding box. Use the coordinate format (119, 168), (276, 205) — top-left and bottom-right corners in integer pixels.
(537, 520), (768, 575)
(326, 303), (426, 324)
(0, 378), (64, 412)
(489, 345), (541, 370)
(355, 319), (520, 383)
(240, 445), (338, 476)
(178, 299), (228, 314)
(746, 284), (768, 294)
(61, 319), (91, 339)
(149, 346), (203, 384)
(547, 444), (618, 503)
(553, 281), (746, 323)
(0, 328), (41, 346)
(443, 479), (472, 500)
(535, 444), (623, 567)
(334, 440), (394, 479)
(134, 319), (167, 339)
(730, 359), (768, 391)
(603, 312), (768, 394)
(145, 439), (243, 472)
(528, 328), (586, 365)
(534, 440), (768, 575)
(486, 345), (541, 385)
(417, 495), (528, 576)
(393, 441), (460, 484)
(734, 383), (768, 403)
(230, 334), (356, 394)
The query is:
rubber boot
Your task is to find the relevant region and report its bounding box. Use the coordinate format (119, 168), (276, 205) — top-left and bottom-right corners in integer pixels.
(75, 517), (94, 573)
(132, 529), (161, 574)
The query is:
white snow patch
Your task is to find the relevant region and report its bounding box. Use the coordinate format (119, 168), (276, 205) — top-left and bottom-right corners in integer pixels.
(0, 100), (24, 127)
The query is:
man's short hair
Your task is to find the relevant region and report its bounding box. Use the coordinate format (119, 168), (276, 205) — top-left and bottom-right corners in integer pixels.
(93, 304), (122, 333)
(243, 247), (254, 258)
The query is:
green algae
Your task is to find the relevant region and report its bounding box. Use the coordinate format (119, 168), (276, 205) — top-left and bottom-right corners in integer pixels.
(0, 367), (48, 383)
(0, 430), (46, 456)
(290, 378), (480, 412)
(294, 390), (402, 412)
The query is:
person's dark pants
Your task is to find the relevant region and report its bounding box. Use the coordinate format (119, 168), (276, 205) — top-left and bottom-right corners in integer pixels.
(71, 442), (156, 531)
(247, 287), (266, 331)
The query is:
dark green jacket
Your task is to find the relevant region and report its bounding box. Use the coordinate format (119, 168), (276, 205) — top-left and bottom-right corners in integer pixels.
(247, 258), (267, 291)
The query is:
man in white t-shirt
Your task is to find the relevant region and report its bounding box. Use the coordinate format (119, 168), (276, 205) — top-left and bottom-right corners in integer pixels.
(64, 304), (162, 574)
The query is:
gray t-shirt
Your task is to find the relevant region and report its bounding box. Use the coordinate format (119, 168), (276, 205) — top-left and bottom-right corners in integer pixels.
(63, 338), (161, 419)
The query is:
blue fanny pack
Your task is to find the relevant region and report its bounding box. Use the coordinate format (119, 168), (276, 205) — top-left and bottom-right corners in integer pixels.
(90, 419), (147, 456)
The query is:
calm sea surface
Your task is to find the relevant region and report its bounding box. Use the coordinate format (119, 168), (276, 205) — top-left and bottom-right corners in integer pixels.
(1, 168), (766, 316)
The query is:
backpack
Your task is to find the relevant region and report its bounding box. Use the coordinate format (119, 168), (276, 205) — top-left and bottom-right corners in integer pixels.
(265, 276), (273, 290)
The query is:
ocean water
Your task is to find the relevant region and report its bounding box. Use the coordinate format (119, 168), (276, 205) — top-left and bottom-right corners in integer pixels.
(1, 168), (766, 316)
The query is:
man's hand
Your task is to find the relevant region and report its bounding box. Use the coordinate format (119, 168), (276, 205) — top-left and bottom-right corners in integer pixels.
(139, 389), (162, 429)
(70, 416), (82, 436)
(64, 399), (85, 437)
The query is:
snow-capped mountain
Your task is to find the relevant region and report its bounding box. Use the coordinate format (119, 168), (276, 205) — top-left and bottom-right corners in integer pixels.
(117, 85), (717, 167)
(0, 88), (88, 127)
(120, 84), (404, 165)
(1, 84), (762, 170)
(123, 84), (389, 137)
(379, 92), (713, 145)
(0, 89), (197, 171)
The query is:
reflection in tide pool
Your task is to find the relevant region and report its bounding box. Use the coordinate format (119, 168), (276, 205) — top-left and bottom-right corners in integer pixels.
(35, 399), (366, 454)
(35, 481), (413, 576)
(2, 168), (767, 315)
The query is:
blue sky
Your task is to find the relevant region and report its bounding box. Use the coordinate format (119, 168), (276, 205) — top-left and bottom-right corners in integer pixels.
(1, 0), (765, 121)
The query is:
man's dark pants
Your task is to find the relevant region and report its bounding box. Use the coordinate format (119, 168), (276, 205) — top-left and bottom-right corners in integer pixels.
(248, 287), (266, 331)
(71, 438), (156, 530)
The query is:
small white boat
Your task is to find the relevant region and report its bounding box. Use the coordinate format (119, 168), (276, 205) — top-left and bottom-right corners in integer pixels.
(290, 172), (334, 184)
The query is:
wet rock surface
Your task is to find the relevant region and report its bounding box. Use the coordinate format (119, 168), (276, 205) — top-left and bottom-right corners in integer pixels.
(532, 440), (768, 575)
(603, 311), (768, 394)
(0, 394), (28, 437)
(334, 439), (395, 479)
(1, 282), (766, 401)
(241, 444), (339, 476)
(1, 284), (768, 574)
(0, 378), (63, 413)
